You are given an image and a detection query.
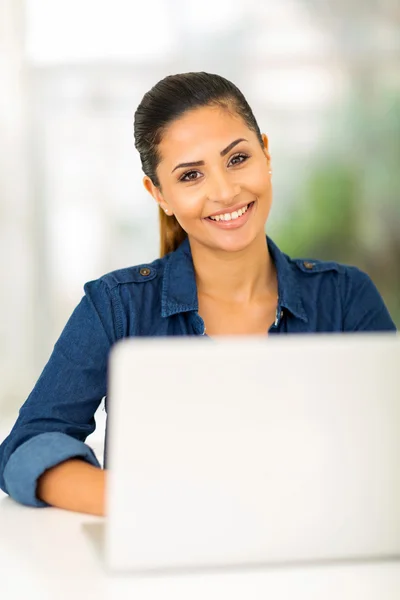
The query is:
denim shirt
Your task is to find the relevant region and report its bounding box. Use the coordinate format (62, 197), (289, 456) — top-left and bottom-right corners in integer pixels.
(0, 236), (396, 507)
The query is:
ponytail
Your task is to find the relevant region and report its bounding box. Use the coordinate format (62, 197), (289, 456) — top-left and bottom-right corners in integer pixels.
(159, 206), (187, 257)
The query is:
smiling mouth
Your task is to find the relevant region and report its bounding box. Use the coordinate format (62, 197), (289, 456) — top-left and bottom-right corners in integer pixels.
(206, 202), (255, 222)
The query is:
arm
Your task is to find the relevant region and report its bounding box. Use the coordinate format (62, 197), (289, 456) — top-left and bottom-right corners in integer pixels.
(37, 459), (106, 516)
(342, 267), (397, 331)
(0, 278), (119, 511)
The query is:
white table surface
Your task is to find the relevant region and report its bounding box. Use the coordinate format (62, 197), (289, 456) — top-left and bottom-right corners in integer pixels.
(1, 424), (400, 599)
(2, 493), (400, 599)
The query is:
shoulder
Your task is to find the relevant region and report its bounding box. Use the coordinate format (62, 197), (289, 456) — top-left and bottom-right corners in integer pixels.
(77, 253), (173, 339)
(289, 252), (377, 304)
(290, 255), (356, 278)
(290, 254), (378, 294)
(85, 254), (170, 293)
(289, 254), (381, 295)
(289, 254), (396, 331)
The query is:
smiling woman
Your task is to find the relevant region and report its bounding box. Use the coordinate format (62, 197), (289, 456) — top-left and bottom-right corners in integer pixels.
(0, 71), (396, 516)
(134, 74), (272, 258)
(145, 105), (272, 257)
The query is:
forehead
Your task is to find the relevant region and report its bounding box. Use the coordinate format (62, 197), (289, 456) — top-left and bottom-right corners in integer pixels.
(158, 105), (253, 162)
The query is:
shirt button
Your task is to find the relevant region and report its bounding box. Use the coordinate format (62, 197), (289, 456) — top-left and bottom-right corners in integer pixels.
(303, 261), (315, 270)
(139, 267), (151, 276)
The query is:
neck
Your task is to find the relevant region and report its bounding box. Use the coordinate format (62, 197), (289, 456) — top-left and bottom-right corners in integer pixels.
(190, 232), (277, 304)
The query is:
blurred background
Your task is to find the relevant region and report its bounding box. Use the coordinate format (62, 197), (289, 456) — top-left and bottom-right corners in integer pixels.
(1, 0), (399, 417)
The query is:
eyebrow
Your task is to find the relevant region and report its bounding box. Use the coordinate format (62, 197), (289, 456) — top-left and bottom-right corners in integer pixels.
(171, 138), (248, 174)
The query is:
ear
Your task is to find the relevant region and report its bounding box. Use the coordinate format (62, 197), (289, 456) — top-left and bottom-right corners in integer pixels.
(261, 133), (271, 168)
(143, 176), (173, 216)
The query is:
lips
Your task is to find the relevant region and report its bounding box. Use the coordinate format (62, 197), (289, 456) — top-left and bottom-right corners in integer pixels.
(206, 201), (252, 220)
(208, 203), (251, 222)
(205, 201), (255, 229)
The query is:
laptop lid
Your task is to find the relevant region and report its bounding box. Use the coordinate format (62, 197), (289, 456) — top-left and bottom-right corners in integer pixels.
(105, 334), (400, 572)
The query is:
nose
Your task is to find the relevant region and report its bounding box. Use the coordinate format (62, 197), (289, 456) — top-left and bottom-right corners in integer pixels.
(206, 170), (240, 205)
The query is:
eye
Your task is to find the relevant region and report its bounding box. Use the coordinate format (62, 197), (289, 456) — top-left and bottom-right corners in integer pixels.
(229, 153), (249, 166)
(179, 170), (202, 182)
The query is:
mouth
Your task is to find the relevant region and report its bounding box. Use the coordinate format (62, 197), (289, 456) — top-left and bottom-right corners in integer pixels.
(205, 201), (255, 229)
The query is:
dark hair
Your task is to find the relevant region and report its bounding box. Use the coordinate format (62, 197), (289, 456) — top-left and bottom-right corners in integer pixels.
(134, 72), (264, 256)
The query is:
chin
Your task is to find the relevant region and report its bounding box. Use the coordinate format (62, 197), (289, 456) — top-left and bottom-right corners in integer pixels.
(209, 229), (262, 254)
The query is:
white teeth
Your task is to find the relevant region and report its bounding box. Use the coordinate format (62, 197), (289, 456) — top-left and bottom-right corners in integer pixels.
(209, 204), (250, 222)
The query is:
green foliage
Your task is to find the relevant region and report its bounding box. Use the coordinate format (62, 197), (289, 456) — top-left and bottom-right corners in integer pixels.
(274, 88), (400, 327)
(277, 163), (359, 262)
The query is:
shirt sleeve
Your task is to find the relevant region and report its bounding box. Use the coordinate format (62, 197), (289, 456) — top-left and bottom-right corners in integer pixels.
(0, 277), (119, 507)
(342, 266), (397, 332)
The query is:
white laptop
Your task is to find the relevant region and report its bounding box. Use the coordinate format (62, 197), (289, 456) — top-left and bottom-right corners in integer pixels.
(92, 333), (400, 573)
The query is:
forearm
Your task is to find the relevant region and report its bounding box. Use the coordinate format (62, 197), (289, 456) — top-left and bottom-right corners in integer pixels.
(37, 458), (106, 516)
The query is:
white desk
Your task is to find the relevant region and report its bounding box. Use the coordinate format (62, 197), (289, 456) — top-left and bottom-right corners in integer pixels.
(1, 490), (400, 600)
(1, 423), (400, 599)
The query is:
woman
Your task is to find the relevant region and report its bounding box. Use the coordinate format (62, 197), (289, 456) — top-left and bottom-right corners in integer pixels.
(0, 72), (396, 516)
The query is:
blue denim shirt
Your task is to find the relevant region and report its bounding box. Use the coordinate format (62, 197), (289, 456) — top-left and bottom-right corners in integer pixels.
(0, 236), (396, 507)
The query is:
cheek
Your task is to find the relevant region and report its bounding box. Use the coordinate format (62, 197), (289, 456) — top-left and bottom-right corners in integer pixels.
(252, 166), (271, 194)
(164, 186), (206, 225)
(169, 181), (205, 209)
(252, 168), (272, 216)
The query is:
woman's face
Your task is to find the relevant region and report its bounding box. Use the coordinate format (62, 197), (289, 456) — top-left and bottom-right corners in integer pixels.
(144, 104), (272, 253)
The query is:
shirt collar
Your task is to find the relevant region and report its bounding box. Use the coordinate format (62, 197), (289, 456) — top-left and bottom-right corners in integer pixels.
(161, 235), (308, 323)
(267, 237), (308, 323)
